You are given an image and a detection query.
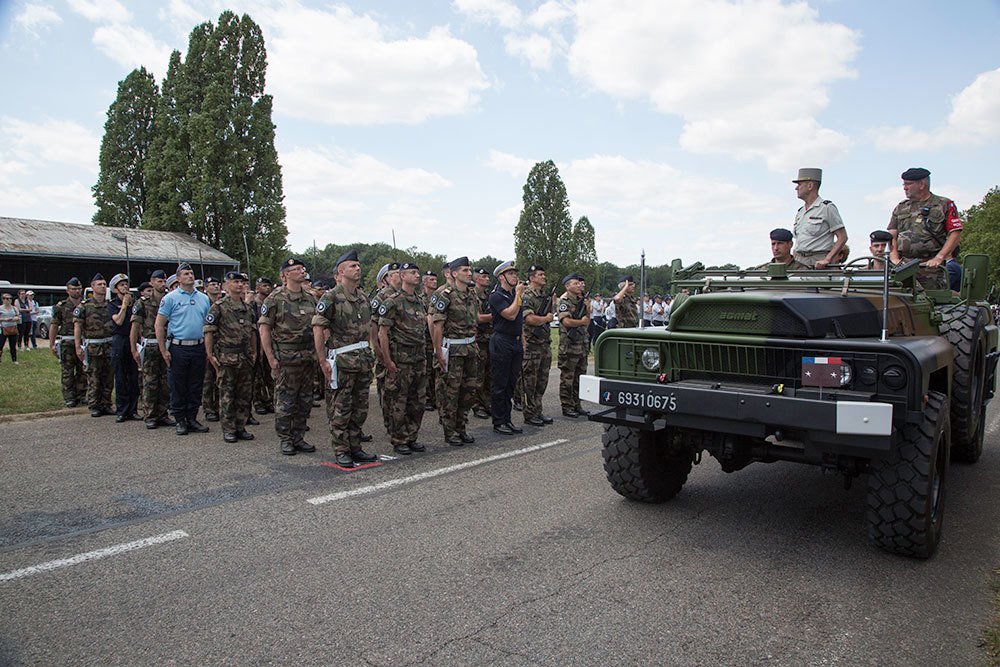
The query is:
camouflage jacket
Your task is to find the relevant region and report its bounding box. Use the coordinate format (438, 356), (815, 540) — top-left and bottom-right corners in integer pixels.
(379, 289), (426, 364)
(474, 286), (492, 341)
(73, 297), (114, 355)
(557, 293), (589, 355)
(203, 295), (255, 365)
(258, 287), (317, 364)
(429, 284), (478, 357)
(369, 285), (397, 324)
(613, 294), (639, 328)
(51, 298), (82, 339)
(131, 292), (162, 340)
(521, 285), (552, 346)
(889, 193), (961, 259)
(312, 283), (374, 373)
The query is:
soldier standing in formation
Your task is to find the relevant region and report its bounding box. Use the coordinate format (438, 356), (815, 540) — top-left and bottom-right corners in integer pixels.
(201, 276), (223, 422)
(612, 275), (639, 329)
(259, 258), (317, 456)
(49, 277), (86, 407)
(472, 267), (493, 419)
(108, 273), (140, 422)
(430, 257), (479, 445)
(130, 270), (173, 429)
(378, 262), (428, 455)
(420, 269), (438, 411)
(73, 273), (115, 417)
(888, 167), (962, 291)
(204, 271), (257, 443)
(487, 260), (526, 435)
(557, 273), (591, 418)
(312, 250), (378, 467)
(252, 277), (275, 415)
(520, 264), (554, 427)
(371, 262), (401, 422)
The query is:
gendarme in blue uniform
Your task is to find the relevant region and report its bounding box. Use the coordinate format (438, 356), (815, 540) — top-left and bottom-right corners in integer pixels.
(158, 288), (211, 340)
(488, 284), (523, 427)
(158, 286), (211, 425)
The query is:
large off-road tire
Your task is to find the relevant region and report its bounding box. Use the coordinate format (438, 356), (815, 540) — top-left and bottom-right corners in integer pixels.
(937, 305), (987, 463)
(601, 425), (692, 503)
(865, 391), (950, 558)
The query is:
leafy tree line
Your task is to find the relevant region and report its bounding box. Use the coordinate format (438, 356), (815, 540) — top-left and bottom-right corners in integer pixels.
(961, 187), (1000, 290)
(93, 11), (287, 278)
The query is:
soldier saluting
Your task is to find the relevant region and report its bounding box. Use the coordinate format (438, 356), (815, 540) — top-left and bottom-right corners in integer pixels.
(74, 273), (115, 417)
(204, 271), (257, 444)
(49, 277), (86, 407)
(557, 273), (591, 418)
(520, 264), (554, 427)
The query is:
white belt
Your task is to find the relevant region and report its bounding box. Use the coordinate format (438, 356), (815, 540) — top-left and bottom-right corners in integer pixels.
(332, 341), (369, 355)
(141, 338), (158, 346)
(444, 336), (475, 346)
(83, 337), (113, 344)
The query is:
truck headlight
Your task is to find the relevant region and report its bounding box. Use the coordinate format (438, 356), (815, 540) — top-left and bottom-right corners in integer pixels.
(641, 348), (660, 371)
(839, 361), (853, 386)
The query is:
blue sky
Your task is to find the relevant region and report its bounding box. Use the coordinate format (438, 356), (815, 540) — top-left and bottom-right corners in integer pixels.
(1, 0), (998, 269)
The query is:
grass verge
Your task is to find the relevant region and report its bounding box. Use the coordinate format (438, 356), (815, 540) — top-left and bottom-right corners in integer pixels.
(0, 346), (66, 416)
(985, 567), (1000, 666)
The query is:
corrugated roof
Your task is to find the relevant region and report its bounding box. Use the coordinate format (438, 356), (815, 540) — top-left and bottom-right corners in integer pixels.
(0, 217), (237, 264)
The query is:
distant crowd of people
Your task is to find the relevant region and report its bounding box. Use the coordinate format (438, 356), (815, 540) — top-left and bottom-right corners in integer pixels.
(0, 288), (41, 364)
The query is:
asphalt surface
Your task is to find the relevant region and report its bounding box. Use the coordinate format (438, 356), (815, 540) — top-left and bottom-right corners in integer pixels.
(2, 370), (999, 665)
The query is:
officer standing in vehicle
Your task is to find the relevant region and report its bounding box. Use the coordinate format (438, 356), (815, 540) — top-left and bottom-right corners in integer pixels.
(312, 250), (378, 467)
(49, 277), (86, 407)
(888, 167), (962, 291)
(201, 275), (223, 422)
(868, 230), (893, 270)
(521, 264), (554, 427)
(131, 270), (173, 429)
(472, 267), (493, 419)
(204, 271), (256, 443)
(792, 167), (847, 269)
(557, 273), (591, 418)
(74, 273), (115, 417)
(488, 260), (527, 435)
(753, 229), (809, 270)
(260, 258), (317, 455)
(108, 273), (140, 422)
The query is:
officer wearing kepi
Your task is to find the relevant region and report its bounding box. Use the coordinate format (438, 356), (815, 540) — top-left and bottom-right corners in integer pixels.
(557, 273), (591, 418)
(201, 275), (223, 422)
(260, 257), (318, 455)
(108, 273), (140, 422)
(49, 277), (86, 407)
(74, 273), (115, 417)
(130, 269), (173, 428)
(792, 168), (847, 269)
(312, 250), (378, 467)
(888, 167), (962, 291)
(520, 264), (555, 427)
(204, 272), (256, 443)
(488, 260), (526, 435)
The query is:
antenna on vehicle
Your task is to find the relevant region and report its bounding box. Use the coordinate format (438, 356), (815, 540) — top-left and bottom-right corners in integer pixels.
(881, 259), (890, 342)
(639, 249), (646, 329)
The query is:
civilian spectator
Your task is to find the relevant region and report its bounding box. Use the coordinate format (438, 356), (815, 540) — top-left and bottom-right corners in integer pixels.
(0, 294), (20, 363)
(26, 291), (39, 349)
(15, 289), (32, 351)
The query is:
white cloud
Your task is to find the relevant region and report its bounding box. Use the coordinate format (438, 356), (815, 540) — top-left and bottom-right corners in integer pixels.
(485, 150), (537, 178)
(452, 0), (523, 28)
(66, 0), (131, 23)
(527, 1), (573, 29)
(34, 181), (94, 209)
(13, 3), (62, 35)
(92, 24), (172, 73)
(1, 117), (100, 172)
(504, 33), (554, 70)
(875, 67), (1000, 151)
(282, 148), (452, 197)
(566, 0), (859, 171)
(0, 154), (30, 186)
(261, 5), (489, 125)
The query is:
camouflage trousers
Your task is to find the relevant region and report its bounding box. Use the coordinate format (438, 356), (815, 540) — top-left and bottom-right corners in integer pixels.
(203, 360), (219, 414)
(252, 350), (274, 411)
(218, 359), (252, 433)
(438, 345), (479, 438)
(522, 343), (551, 418)
(424, 339), (437, 408)
(385, 359), (426, 446)
(325, 367), (372, 455)
(140, 345), (170, 422)
(557, 350), (587, 411)
(474, 339), (491, 412)
(85, 346), (114, 411)
(901, 257), (950, 291)
(313, 362), (325, 401)
(274, 362), (314, 445)
(57, 340), (86, 403)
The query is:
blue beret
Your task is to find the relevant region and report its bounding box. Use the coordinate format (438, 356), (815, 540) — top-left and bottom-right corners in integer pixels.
(66, 277), (82, 287)
(400, 262), (419, 272)
(562, 272), (584, 285)
(177, 262), (193, 273)
(528, 264), (544, 273)
(150, 269), (167, 280)
(422, 270), (436, 277)
(449, 256), (470, 271)
(256, 276), (272, 285)
(205, 276), (221, 285)
(901, 167), (930, 181)
(336, 249), (359, 267)
(770, 228), (793, 242)
(225, 271), (247, 281)
(281, 257), (305, 270)
(91, 273), (105, 283)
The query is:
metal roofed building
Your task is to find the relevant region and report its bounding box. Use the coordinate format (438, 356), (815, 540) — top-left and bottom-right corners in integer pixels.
(0, 217), (239, 285)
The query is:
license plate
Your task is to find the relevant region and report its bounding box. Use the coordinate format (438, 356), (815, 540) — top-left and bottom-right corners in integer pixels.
(611, 389), (677, 412)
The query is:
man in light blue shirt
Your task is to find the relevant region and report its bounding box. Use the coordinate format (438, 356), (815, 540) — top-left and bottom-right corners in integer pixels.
(156, 263), (211, 435)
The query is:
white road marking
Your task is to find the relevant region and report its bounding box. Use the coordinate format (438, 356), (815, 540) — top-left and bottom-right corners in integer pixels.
(0, 530), (189, 583)
(307, 439), (570, 505)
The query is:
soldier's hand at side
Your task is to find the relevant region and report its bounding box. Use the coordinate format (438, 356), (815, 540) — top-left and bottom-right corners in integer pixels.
(50, 345), (58, 360)
(131, 348), (141, 364)
(386, 359), (397, 380)
(321, 358), (332, 384)
(208, 354), (220, 371)
(76, 345), (84, 361)
(162, 349), (171, 366)
(269, 357), (279, 377)
(437, 351), (448, 371)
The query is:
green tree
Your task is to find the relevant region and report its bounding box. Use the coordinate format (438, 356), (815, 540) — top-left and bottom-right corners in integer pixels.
(514, 160), (575, 285)
(962, 186), (1000, 288)
(572, 215), (598, 286)
(93, 67), (158, 228)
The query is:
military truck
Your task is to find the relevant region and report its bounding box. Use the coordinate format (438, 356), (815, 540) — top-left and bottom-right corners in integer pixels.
(582, 257), (998, 558)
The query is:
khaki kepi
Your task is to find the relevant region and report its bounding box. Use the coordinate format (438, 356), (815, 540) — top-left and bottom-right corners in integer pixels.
(792, 167), (822, 183)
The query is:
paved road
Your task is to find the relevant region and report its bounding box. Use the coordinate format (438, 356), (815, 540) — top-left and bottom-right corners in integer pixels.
(2, 376), (998, 665)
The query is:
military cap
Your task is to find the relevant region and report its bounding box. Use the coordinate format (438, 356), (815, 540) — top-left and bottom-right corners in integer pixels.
(792, 167), (822, 183)
(618, 275), (633, 284)
(109, 273), (129, 290)
(336, 249), (359, 267)
(770, 228), (793, 242)
(150, 269), (167, 280)
(225, 270), (247, 282)
(66, 277), (82, 287)
(138, 281), (152, 292)
(655, 294), (662, 299)
(473, 267), (488, 275)
(166, 274), (179, 288)
(422, 270), (436, 278)
(901, 167), (930, 181)
(256, 276), (273, 285)
(449, 256), (470, 271)
(376, 263), (392, 283)
(399, 262), (420, 272)
(177, 262), (193, 273)
(870, 230), (893, 243)
(281, 257), (305, 271)
(194, 279), (204, 288)
(205, 275), (221, 285)
(91, 272), (105, 284)
(527, 264), (545, 273)
(441, 262), (451, 271)
(563, 272), (584, 285)
(493, 260), (517, 278)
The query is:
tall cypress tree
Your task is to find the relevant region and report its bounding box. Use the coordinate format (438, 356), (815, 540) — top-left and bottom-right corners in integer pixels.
(92, 67), (158, 228)
(572, 215), (598, 285)
(514, 160), (576, 285)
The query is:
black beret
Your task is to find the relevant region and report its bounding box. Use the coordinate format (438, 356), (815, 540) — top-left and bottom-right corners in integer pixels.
(256, 276), (273, 285)
(770, 228), (793, 242)
(901, 167), (930, 181)
(422, 270), (436, 277)
(387, 262), (400, 271)
(528, 264), (545, 273)
(205, 276), (221, 284)
(870, 230), (893, 243)
(562, 272), (584, 285)
(618, 275), (633, 283)
(91, 273), (105, 283)
(138, 281), (152, 292)
(66, 277), (82, 287)
(442, 262), (451, 271)
(225, 271), (247, 281)
(473, 267), (488, 275)
(449, 256), (470, 271)
(150, 269), (167, 280)
(400, 262), (420, 271)
(177, 262), (193, 273)
(336, 249), (358, 267)
(281, 257), (305, 270)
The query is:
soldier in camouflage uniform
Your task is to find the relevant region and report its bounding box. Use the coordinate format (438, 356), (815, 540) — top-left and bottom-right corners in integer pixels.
(521, 264), (555, 426)
(252, 277), (275, 414)
(204, 271), (257, 443)
(752, 228), (810, 271)
(556, 273), (591, 418)
(370, 262), (400, 427)
(430, 257), (480, 445)
(130, 270), (173, 428)
(73, 273), (115, 417)
(612, 275), (639, 329)
(471, 267), (493, 419)
(420, 269), (438, 411)
(259, 258), (318, 456)
(378, 262), (428, 455)
(888, 167), (962, 291)
(201, 276), (223, 421)
(48, 277), (86, 407)
(312, 250), (378, 468)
